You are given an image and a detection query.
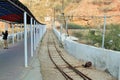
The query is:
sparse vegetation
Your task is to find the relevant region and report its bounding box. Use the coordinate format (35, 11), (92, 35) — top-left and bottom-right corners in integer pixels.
(99, 5), (113, 12)
(66, 23), (86, 29)
(92, 0), (112, 5)
(68, 23), (82, 29)
(88, 24), (120, 51)
(70, 23), (120, 51)
(73, 31), (83, 39)
(87, 29), (102, 47)
(104, 24), (120, 51)
(92, 0), (104, 5)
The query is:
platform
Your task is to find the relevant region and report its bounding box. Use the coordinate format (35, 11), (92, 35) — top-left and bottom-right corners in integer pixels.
(0, 38), (42, 80)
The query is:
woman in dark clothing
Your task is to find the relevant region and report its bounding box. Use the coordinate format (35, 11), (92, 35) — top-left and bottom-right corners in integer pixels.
(2, 30), (8, 49)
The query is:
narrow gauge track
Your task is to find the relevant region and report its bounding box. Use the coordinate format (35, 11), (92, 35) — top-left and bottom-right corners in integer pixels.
(47, 33), (73, 80)
(47, 31), (92, 80)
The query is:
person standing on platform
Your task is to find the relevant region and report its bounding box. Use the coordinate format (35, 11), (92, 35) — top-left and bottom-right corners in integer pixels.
(2, 30), (8, 49)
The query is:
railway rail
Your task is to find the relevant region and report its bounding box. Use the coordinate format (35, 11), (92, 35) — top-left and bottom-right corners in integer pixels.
(47, 30), (92, 80)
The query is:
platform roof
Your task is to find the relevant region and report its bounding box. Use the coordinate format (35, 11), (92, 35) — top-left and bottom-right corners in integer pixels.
(0, 0), (41, 24)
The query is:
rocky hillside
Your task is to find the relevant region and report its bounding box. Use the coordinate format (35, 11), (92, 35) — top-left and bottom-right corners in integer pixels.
(15, 0), (120, 27)
(20, 0), (54, 24)
(20, 0), (120, 27)
(64, 0), (120, 27)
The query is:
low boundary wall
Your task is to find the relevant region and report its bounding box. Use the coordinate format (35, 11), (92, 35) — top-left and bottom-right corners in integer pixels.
(53, 28), (120, 79)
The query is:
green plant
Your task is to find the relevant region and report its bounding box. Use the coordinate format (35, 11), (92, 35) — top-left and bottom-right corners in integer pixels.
(88, 30), (102, 46)
(72, 31), (83, 39)
(64, 23), (85, 29)
(105, 24), (120, 51)
(99, 6), (113, 12)
(92, 0), (103, 5)
(87, 24), (120, 51)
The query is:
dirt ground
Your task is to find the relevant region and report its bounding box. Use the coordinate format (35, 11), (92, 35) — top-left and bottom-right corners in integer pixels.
(38, 29), (116, 80)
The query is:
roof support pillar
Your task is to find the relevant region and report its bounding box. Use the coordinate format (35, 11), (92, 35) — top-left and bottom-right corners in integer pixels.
(34, 20), (36, 51)
(40, 25), (42, 39)
(41, 25), (43, 38)
(36, 23), (37, 47)
(21, 24), (23, 40)
(39, 24), (40, 42)
(36, 23), (39, 47)
(24, 12), (28, 67)
(30, 18), (33, 57)
(17, 24), (19, 42)
(12, 24), (14, 45)
(35, 22), (37, 49)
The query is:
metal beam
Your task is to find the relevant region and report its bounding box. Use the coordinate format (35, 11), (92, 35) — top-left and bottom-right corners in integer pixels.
(7, 0), (33, 18)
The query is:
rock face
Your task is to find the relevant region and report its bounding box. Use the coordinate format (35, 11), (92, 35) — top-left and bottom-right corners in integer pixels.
(19, 0), (51, 24)
(64, 0), (120, 27)
(15, 0), (120, 27)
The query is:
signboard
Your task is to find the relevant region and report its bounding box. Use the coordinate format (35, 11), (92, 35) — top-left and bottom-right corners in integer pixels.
(44, 16), (51, 22)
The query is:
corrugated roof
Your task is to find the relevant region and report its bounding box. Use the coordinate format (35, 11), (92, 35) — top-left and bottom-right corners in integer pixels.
(0, 0), (42, 24)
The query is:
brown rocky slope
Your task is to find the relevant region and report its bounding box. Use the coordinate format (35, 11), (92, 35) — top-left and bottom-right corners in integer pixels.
(64, 0), (120, 27)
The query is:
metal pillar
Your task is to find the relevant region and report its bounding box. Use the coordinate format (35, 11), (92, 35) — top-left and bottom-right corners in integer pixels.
(60, 24), (63, 41)
(65, 18), (68, 38)
(102, 15), (106, 48)
(36, 23), (38, 48)
(28, 25), (30, 37)
(30, 18), (33, 57)
(12, 24), (14, 45)
(40, 25), (42, 39)
(24, 12), (28, 67)
(37, 24), (39, 45)
(39, 24), (41, 41)
(36, 23), (37, 48)
(34, 20), (36, 51)
(17, 24), (19, 42)
(21, 24), (23, 40)
(41, 26), (42, 38)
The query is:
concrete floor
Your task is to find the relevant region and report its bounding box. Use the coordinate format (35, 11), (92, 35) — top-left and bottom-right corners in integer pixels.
(0, 37), (42, 80)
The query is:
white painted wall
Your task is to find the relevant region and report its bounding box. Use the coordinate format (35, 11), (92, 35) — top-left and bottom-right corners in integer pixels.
(53, 28), (120, 79)
(0, 33), (21, 41)
(0, 24), (46, 43)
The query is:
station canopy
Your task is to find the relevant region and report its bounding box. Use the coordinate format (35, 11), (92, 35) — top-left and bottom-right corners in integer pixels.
(0, 0), (41, 24)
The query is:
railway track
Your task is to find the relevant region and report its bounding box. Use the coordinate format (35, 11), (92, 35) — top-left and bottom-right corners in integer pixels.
(47, 30), (92, 80)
